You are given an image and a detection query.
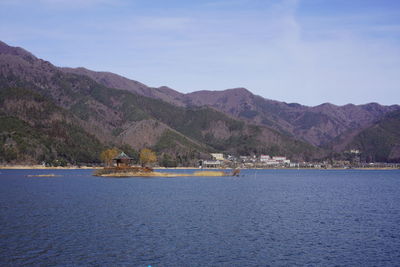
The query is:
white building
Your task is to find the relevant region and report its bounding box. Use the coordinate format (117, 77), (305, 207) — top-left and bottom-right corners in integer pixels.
(272, 156), (286, 162)
(260, 156), (291, 166)
(266, 159), (279, 165)
(202, 160), (221, 168)
(260, 155), (270, 162)
(211, 153), (224, 161)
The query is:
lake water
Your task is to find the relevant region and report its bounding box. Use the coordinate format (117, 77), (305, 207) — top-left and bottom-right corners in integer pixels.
(1, 169), (400, 266)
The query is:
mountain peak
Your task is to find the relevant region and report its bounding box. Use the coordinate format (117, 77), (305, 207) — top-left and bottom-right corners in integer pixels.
(226, 87), (249, 92)
(317, 102), (338, 108)
(223, 87), (252, 95)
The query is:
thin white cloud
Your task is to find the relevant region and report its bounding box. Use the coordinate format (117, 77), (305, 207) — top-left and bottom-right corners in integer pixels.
(1, 0), (399, 105)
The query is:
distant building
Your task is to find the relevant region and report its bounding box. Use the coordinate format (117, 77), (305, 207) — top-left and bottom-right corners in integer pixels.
(260, 155), (270, 162)
(265, 159), (279, 166)
(113, 152), (133, 167)
(257, 156), (291, 166)
(272, 156), (286, 161)
(272, 156), (290, 164)
(203, 160), (221, 168)
(211, 153), (224, 161)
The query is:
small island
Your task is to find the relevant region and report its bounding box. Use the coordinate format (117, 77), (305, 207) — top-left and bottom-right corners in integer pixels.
(95, 169), (237, 178)
(94, 150), (240, 178)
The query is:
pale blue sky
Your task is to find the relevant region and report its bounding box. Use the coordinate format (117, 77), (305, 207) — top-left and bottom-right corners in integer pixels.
(1, 0), (399, 106)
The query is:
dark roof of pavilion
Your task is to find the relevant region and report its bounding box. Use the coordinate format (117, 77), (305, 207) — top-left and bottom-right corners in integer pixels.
(113, 152), (133, 160)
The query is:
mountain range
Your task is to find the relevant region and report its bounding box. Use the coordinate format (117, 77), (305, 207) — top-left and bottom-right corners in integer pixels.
(1, 40), (399, 165)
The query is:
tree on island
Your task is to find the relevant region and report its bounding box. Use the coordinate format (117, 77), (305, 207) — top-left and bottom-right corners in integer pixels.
(140, 148), (157, 167)
(100, 148), (120, 166)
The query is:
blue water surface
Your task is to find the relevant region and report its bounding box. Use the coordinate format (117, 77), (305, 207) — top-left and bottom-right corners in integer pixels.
(1, 169), (400, 266)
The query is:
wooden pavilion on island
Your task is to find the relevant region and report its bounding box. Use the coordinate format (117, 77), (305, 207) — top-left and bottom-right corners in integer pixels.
(113, 152), (133, 168)
(96, 151), (153, 176)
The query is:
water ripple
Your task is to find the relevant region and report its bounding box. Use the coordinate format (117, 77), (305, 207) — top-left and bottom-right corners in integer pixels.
(0, 169), (400, 266)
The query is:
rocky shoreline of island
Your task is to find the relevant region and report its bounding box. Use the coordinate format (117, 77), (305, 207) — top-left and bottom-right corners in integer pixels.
(93, 167), (240, 177)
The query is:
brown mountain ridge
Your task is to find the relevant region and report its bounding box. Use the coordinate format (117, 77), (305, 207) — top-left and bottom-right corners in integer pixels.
(1, 40), (324, 164)
(62, 64), (399, 148)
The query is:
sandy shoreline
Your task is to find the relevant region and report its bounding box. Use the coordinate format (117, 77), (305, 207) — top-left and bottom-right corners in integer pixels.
(98, 171), (229, 178)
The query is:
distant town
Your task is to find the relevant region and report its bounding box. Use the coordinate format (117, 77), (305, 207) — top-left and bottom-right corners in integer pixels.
(201, 151), (400, 169)
(3, 148), (399, 170)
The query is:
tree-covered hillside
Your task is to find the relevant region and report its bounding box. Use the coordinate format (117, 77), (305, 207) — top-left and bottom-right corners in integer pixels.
(0, 88), (104, 164)
(0, 40), (325, 165)
(348, 110), (400, 162)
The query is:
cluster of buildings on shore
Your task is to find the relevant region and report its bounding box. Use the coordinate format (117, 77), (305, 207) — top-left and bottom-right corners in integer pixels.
(201, 153), (297, 168)
(32, 149), (399, 169)
(199, 152), (400, 169)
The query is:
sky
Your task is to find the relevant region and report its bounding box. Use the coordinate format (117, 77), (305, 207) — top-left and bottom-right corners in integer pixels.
(1, 0), (400, 106)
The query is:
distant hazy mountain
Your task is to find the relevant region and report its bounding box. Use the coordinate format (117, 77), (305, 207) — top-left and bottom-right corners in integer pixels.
(183, 88), (399, 146)
(63, 66), (399, 148)
(0, 40), (320, 164)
